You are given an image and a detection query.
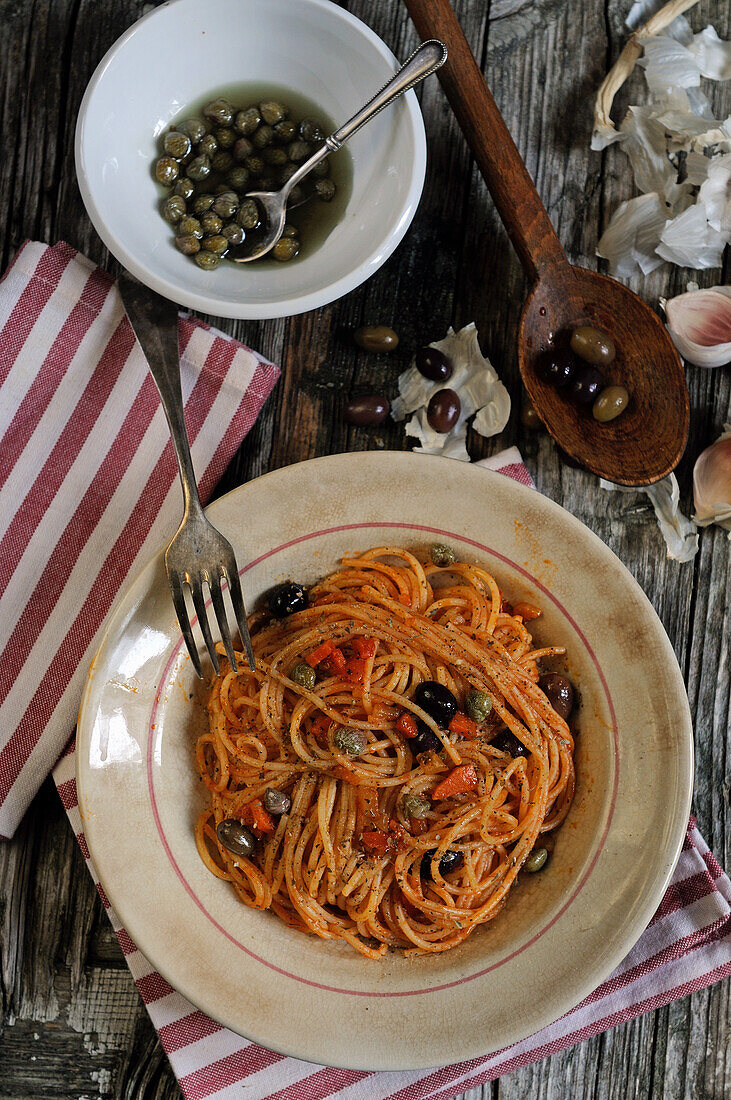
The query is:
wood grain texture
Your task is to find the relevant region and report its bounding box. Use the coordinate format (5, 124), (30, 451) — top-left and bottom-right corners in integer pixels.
(0, 0), (728, 1098)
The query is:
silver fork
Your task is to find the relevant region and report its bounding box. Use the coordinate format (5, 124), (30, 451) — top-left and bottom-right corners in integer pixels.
(118, 272), (255, 677)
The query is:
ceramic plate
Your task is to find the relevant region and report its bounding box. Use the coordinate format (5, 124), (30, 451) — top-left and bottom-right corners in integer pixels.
(76, 452), (693, 1070)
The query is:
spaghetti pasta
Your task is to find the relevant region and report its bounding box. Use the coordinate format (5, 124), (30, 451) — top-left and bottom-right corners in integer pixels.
(195, 546), (576, 958)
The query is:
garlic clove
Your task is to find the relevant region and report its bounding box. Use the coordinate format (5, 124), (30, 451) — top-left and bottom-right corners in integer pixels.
(693, 424), (731, 530)
(663, 286), (731, 367)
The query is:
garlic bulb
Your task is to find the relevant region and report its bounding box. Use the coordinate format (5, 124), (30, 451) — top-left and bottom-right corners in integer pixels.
(693, 424), (731, 530)
(662, 286), (731, 367)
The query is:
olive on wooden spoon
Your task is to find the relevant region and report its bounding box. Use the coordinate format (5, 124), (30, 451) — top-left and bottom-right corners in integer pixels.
(404, 0), (689, 486)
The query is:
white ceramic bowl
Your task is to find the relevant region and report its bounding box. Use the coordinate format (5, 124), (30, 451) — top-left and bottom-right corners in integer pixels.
(75, 0), (426, 319)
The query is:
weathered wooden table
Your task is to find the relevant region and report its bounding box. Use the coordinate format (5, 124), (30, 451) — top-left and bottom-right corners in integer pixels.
(1, 0), (729, 1096)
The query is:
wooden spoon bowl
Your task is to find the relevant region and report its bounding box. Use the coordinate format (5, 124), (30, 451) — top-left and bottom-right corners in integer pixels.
(404, 0), (689, 487)
(520, 268), (688, 484)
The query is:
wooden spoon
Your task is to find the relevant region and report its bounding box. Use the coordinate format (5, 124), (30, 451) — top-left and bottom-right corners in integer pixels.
(403, 0), (689, 486)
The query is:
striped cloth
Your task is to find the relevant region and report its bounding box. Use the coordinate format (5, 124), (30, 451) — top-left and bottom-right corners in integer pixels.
(51, 452), (731, 1099)
(0, 241), (279, 838)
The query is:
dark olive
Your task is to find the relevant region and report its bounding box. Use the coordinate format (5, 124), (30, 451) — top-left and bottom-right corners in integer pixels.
(344, 394), (390, 426)
(521, 399), (543, 429)
(215, 127), (236, 150)
(426, 388), (461, 433)
(211, 151), (233, 173)
(260, 100), (288, 125)
(222, 223), (245, 246)
(411, 721), (442, 755)
(570, 325), (616, 366)
(203, 98), (234, 127)
(263, 146), (288, 167)
(253, 124), (275, 149)
(244, 154), (264, 176)
(186, 154), (211, 182)
(268, 581), (308, 618)
(263, 787), (291, 815)
(491, 729), (529, 757)
(192, 194), (216, 214)
(173, 177), (195, 201)
(287, 140), (311, 163)
(414, 681), (458, 727)
(236, 199), (260, 230)
(568, 365), (604, 405)
(217, 819), (255, 858)
(235, 107), (261, 135)
(274, 119), (297, 143)
(162, 195), (186, 224)
(164, 131), (191, 159)
(227, 166), (250, 191)
(536, 348), (578, 388)
(354, 325), (399, 352)
(421, 849), (464, 880)
(415, 346), (452, 382)
(155, 156), (179, 186)
(312, 155), (330, 178)
(539, 673), (575, 721)
(212, 192), (239, 219)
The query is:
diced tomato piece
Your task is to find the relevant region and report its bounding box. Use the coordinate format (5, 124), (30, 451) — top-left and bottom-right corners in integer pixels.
(410, 816), (428, 835)
(352, 636), (377, 658)
(241, 801), (275, 834)
(310, 713), (331, 742)
(449, 712), (479, 738)
(343, 657), (367, 683)
(361, 830), (389, 854)
(306, 640), (335, 667)
(387, 821), (409, 853)
(513, 602), (541, 621)
(396, 712), (418, 738)
(432, 764), (479, 800)
(322, 647), (347, 675)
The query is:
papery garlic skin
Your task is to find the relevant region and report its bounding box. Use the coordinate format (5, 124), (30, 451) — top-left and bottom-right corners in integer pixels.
(663, 286), (731, 367)
(693, 424), (731, 530)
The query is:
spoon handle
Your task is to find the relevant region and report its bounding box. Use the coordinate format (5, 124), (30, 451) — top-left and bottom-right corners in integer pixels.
(329, 39), (447, 148)
(403, 0), (570, 286)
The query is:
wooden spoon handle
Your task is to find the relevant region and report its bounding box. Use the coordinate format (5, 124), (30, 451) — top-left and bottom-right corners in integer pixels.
(403, 0), (570, 285)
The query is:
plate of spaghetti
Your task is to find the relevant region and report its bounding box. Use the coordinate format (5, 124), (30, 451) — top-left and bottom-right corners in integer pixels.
(76, 451), (693, 1070)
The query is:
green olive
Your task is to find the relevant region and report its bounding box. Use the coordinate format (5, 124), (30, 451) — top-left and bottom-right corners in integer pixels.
(429, 542), (455, 566)
(194, 250), (221, 270)
(290, 662), (316, 690)
(521, 399), (543, 430)
(180, 118), (206, 144)
(192, 193), (216, 215)
(570, 325), (616, 366)
(272, 237), (299, 262)
(164, 131), (191, 159)
(162, 195), (186, 224)
(315, 178), (335, 202)
(197, 133), (218, 158)
(155, 156), (179, 185)
(354, 325), (399, 352)
(260, 100), (288, 125)
(200, 211), (223, 235)
(253, 124), (275, 149)
(465, 688), (492, 723)
(233, 137), (253, 162)
(201, 234), (229, 256)
(175, 234), (200, 255)
(236, 199), (260, 230)
(222, 223), (245, 246)
(592, 385), (629, 423)
(212, 192), (239, 219)
(333, 727), (367, 756)
(235, 107), (261, 135)
(203, 98), (234, 127)
(173, 178), (195, 201)
(299, 117), (324, 143)
(177, 215), (203, 239)
(282, 224), (298, 239)
(185, 155), (211, 182)
(524, 847), (549, 873)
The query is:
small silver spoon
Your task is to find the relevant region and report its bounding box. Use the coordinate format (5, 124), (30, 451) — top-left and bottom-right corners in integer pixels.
(232, 38), (447, 262)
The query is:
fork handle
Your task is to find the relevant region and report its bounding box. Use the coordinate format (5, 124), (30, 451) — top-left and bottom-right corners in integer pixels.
(117, 272), (202, 517)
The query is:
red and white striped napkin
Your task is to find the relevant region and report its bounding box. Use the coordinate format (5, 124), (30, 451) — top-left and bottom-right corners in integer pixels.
(0, 240), (279, 838)
(50, 446), (730, 1099)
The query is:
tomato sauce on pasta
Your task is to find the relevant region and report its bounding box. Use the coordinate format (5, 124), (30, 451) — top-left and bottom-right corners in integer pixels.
(195, 546), (576, 958)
